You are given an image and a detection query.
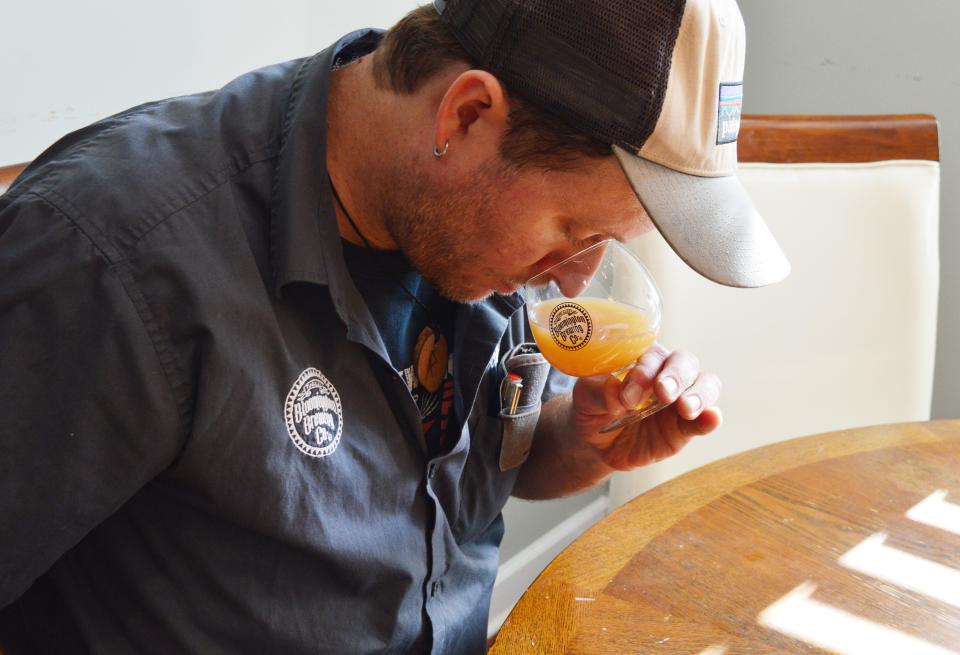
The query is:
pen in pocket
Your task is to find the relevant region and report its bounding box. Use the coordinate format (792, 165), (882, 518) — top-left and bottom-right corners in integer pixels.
(500, 373), (523, 416)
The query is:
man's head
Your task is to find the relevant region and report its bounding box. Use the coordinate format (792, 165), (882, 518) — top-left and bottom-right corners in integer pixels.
(341, 0), (788, 302)
(373, 5), (616, 172)
(353, 6), (654, 302)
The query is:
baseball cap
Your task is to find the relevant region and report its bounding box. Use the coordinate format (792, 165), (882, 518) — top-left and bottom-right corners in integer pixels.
(434, 0), (790, 288)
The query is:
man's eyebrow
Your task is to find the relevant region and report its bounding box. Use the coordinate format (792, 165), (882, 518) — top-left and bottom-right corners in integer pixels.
(563, 222), (624, 248)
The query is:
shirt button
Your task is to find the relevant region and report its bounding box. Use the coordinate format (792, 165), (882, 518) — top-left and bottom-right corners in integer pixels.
(430, 580), (442, 597)
(428, 463), (438, 479)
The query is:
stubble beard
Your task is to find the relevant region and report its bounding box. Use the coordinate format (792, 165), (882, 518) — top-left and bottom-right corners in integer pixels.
(381, 160), (514, 304)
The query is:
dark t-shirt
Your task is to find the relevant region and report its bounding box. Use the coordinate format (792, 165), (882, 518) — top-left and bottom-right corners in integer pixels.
(341, 240), (458, 457)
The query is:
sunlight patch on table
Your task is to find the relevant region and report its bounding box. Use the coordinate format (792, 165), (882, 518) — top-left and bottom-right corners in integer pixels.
(695, 646), (728, 655)
(758, 582), (959, 655)
(839, 532), (960, 608)
(907, 490), (960, 537)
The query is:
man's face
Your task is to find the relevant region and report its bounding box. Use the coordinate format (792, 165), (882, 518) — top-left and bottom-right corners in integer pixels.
(383, 153), (654, 303)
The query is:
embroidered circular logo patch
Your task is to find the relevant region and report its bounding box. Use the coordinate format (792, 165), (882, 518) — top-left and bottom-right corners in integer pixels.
(284, 368), (343, 458)
(548, 302), (593, 351)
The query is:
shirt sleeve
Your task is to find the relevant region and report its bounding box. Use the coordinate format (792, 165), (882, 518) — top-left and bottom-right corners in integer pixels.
(0, 192), (186, 608)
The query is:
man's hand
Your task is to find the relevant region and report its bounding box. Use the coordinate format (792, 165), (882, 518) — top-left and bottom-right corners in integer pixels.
(513, 343), (722, 500)
(572, 343), (722, 470)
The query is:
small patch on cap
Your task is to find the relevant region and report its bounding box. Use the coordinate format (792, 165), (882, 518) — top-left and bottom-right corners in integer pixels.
(717, 82), (743, 145)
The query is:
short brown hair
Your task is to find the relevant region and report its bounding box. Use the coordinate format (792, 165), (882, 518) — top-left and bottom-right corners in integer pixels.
(373, 5), (612, 170)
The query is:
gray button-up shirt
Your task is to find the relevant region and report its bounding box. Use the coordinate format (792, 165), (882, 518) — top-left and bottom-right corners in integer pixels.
(0, 29), (567, 654)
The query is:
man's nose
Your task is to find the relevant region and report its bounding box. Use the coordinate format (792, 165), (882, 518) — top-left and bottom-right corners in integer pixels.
(538, 242), (609, 299)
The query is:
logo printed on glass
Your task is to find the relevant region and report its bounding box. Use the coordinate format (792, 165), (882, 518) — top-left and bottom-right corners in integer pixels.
(548, 302), (593, 351)
(284, 368), (343, 458)
(717, 82), (743, 145)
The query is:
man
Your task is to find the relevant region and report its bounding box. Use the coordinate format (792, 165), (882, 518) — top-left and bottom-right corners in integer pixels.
(0, 0), (788, 653)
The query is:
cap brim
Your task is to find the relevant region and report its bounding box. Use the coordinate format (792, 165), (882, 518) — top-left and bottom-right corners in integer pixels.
(613, 145), (790, 288)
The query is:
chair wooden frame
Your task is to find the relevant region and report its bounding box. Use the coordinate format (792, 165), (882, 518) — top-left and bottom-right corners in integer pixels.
(0, 163), (26, 196)
(739, 114), (939, 163)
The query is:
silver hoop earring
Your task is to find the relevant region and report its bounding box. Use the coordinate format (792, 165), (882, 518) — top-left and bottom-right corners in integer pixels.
(432, 140), (450, 159)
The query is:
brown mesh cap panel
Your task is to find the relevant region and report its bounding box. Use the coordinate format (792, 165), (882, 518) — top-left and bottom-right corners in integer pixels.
(435, 0), (688, 151)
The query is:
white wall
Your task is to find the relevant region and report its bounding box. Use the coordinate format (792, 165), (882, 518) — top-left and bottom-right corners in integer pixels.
(738, 0), (958, 419)
(1, 0), (418, 163)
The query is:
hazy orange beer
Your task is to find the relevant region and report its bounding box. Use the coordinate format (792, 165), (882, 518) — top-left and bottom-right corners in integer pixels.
(524, 240), (664, 431)
(528, 298), (657, 379)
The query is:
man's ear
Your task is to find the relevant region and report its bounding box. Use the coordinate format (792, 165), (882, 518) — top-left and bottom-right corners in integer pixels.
(433, 70), (510, 154)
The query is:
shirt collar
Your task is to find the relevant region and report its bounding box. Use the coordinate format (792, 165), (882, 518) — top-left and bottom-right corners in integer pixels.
(270, 29), (391, 357)
(268, 28), (526, 352)
(270, 28), (383, 296)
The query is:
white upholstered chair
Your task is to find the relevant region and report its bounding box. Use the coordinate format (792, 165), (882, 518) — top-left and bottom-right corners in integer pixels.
(612, 114), (941, 505)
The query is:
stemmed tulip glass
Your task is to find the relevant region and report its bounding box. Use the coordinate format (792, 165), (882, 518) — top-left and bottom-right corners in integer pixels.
(525, 240), (664, 433)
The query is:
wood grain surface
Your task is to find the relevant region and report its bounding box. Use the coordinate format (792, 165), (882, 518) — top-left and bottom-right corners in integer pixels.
(738, 114), (939, 164)
(490, 421), (960, 654)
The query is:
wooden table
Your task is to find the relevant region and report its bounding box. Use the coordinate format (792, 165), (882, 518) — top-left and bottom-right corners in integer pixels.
(490, 421), (960, 654)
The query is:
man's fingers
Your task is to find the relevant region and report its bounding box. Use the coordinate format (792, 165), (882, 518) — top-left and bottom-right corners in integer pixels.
(653, 350), (700, 405)
(576, 376), (628, 449)
(680, 406), (723, 437)
(573, 375), (614, 415)
(676, 372), (723, 421)
(619, 343), (670, 408)
(635, 342), (671, 381)
(650, 405), (723, 458)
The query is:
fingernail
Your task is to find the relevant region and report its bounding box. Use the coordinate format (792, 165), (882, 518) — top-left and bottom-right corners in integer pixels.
(683, 394), (702, 415)
(659, 376), (678, 398)
(621, 383), (644, 409)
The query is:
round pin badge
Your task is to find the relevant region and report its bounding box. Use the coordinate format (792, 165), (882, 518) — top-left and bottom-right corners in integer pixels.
(414, 326), (448, 393)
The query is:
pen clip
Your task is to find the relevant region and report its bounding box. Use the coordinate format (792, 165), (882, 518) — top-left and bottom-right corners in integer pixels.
(500, 373), (523, 416)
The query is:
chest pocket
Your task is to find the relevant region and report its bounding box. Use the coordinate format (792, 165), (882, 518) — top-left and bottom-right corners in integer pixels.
(452, 369), (519, 545)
